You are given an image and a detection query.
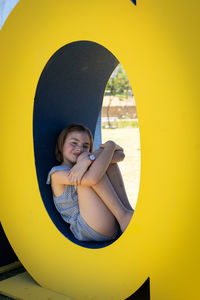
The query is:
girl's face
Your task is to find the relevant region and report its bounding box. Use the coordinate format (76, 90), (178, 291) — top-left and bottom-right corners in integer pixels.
(62, 131), (91, 166)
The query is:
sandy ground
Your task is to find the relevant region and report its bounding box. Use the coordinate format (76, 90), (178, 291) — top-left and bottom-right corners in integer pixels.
(102, 127), (140, 209)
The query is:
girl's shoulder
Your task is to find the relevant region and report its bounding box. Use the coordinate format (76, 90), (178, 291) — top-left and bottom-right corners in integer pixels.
(46, 165), (71, 184)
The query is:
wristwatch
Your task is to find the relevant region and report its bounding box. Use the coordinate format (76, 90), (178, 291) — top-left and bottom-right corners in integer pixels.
(88, 154), (96, 164)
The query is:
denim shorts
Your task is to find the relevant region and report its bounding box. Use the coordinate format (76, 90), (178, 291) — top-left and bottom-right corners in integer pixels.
(70, 213), (120, 242)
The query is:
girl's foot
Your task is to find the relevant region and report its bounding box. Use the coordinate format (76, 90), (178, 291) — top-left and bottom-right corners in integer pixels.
(120, 210), (134, 232)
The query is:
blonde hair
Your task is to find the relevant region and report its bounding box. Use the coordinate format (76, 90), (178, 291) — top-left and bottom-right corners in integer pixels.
(55, 123), (94, 163)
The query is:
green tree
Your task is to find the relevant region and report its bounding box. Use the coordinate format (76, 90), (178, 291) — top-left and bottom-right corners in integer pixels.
(105, 64), (132, 128)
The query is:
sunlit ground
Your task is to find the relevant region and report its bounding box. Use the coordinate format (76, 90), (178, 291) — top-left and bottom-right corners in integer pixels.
(102, 127), (140, 209)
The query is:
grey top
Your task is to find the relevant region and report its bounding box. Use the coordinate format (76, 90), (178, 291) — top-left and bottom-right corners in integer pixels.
(46, 165), (79, 223)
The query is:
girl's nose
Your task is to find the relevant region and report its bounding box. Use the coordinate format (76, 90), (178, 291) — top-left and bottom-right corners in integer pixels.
(75, 145), (83, 152)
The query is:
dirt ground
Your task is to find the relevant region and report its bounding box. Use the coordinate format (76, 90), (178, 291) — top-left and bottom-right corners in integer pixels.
(102, 127), (140, 209)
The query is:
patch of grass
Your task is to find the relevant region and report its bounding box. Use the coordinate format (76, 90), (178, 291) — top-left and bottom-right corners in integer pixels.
(117, 120), (138, 128)
(102, 120), (138, 129)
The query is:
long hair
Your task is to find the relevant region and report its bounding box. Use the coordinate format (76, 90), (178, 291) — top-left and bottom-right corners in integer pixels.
(55, 123), (94, 163)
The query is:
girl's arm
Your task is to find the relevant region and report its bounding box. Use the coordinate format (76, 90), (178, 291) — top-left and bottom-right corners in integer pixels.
(111, 150), (125, 163)
(80, 141), (120, 186)
(52, 141), (124, 187)
(67, 152), (92, 184)
(64, 146), (124, 185)
(51, 154), (91, 186)
(94, 147), (125, 164)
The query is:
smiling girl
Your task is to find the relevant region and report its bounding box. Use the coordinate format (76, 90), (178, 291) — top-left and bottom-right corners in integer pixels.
(47, 123), (133, 242)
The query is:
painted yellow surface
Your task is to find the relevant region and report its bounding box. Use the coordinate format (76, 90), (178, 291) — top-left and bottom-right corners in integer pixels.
(0, 272), (72, 299)
(0, 0), (199, 299)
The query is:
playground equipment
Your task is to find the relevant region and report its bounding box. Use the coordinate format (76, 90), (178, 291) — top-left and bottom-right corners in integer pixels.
(0, 0), (199, 299)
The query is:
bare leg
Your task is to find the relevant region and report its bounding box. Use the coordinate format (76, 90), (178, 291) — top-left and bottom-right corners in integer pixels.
(92, 175), (133, 232)
(106, 163), (134, 211)
(92, 149), (133, 211)
(77, 184), (117, 237)
(77, 174), (133, 234)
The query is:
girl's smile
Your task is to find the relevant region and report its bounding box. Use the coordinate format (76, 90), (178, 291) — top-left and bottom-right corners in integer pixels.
(62, 131), (91, 167)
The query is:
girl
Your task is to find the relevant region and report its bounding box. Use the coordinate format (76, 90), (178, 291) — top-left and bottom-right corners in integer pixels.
(47, 123), (133, 242)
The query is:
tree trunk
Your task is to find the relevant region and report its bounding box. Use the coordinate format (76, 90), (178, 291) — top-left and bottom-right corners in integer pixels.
(106, 96), (113, 128)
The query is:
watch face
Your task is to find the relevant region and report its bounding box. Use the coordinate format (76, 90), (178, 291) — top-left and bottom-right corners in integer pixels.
(89, 154), (95, 161)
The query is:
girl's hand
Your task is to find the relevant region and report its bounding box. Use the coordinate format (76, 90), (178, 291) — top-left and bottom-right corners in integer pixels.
(76, 152), (89, 162)
(67, 153), (90, 185)
(100, 141), (124, 152)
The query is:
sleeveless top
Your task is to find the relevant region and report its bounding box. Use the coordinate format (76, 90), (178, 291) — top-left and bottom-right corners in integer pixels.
(46, 165), (79, 223)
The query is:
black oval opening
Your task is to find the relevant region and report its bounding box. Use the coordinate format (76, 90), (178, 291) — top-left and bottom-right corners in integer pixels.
(33, 41), (119, 248)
